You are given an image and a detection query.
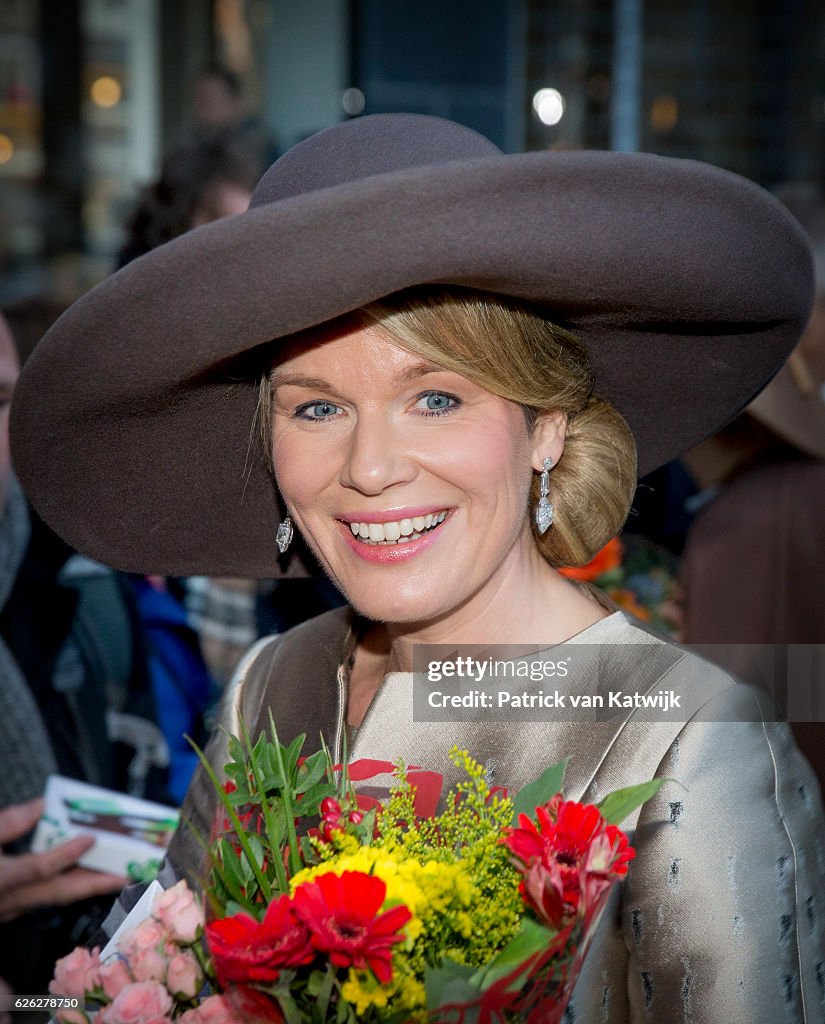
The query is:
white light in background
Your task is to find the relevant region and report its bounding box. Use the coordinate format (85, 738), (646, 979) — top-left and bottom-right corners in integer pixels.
(341, 88), (366, 116)
(532, 88), (565, 126)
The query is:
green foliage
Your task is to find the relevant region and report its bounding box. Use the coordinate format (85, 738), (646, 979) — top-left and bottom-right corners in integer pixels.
(509, 758), (568, 825)
(597, 777), (669, 825)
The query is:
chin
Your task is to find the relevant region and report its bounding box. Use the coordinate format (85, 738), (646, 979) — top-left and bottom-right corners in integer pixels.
(341, 579), (450, 626)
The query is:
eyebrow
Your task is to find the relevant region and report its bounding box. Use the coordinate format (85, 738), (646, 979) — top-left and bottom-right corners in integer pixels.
(271, 362), (449, 392)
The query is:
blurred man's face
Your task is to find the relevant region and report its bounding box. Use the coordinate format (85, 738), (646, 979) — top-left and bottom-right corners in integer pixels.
(0, 316), (20, 514)
(193, 75), (242, 128)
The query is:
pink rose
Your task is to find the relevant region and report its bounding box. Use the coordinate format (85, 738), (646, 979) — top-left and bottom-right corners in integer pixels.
(166, 951), (203, 1000)
(100, 981), (172, 1024)
(50, 946), (102, 998)
(154, 881), (204, 945)
(180, 995), (243, 1024)
(129, 948), (168, 984)
(121, 919), (168, 959)
(99, 958), (134, 1000)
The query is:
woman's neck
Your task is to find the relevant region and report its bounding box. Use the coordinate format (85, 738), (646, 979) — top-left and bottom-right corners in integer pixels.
(346, 537), (610, 725)
(385, 550), (607, 669)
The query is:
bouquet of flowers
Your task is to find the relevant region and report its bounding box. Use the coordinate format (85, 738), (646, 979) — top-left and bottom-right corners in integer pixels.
(50, 724), (664, 1023)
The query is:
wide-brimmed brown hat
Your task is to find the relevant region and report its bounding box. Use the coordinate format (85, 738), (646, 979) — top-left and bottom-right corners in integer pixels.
(9, 114), (813, 577)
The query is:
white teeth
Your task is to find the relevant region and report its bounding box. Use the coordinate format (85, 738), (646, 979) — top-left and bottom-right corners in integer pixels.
(346, 511), (449, 545)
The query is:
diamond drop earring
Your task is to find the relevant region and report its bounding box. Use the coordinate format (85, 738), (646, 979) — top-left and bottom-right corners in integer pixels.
(276, 515), (293, 554)
(534, 457), (554, 534)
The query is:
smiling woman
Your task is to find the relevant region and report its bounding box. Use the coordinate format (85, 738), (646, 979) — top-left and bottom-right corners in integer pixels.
(8, 114), (825, 1023)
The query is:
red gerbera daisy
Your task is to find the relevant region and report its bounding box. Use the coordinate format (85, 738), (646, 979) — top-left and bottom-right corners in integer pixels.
(291, 871), (411, 984)
(504, 795), (634, 927)
(206, 893), (315, 986)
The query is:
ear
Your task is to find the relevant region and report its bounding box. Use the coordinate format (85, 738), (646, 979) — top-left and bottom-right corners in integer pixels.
(530, 409), (567, 472)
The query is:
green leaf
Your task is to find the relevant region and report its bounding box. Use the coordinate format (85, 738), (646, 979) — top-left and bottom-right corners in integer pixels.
(219, 838), (245, 889)
(597, 777), (670, 825)
(226, 733), (245, 763)
(510, 758), (569, 825)
(472, 918), (556, 990)
(284, 733), (306, 777)
(275, 992), (303, 1024)
(189, 736), (273, 903)
(214, 838), (255, 912)
(295, 751), (328, 794)
(297, 781), (337, 817)
(306, 970), (325, 997)
(263, 746), (285, 790)
(354, 807), (378, 846)
(268, 710), (302, 875)
(315, 967), (335, 1020)
(426, 959), (479, 1011)
(335, 991), (356, 1023)
(244, 741), (290, 895)
(247, 833), (265, 868)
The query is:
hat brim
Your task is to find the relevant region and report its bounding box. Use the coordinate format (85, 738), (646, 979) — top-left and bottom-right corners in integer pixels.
(10, 149), (813, 576)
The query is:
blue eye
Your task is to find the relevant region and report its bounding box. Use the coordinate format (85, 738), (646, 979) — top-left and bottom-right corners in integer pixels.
(296, 401), (341, 421)
(417, 391), (460, 416)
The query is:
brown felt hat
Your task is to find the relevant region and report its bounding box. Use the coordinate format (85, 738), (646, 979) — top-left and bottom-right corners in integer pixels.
(9, 114), (814, 577)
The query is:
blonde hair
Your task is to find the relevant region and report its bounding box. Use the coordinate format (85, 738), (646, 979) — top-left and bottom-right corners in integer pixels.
(258, 286), (637, 566)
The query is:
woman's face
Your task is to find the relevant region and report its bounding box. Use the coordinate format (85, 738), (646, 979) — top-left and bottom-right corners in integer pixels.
(271, 320), (555, 624)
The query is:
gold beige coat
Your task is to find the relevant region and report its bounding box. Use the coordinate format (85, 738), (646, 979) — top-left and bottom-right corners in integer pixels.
(170, 606), (825, 1024)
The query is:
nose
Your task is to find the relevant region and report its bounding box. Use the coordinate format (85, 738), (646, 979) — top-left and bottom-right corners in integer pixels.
(339, 408), (417, 496)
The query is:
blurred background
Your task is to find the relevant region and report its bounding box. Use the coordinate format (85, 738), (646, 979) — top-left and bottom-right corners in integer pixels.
(0, 0), (823, 309)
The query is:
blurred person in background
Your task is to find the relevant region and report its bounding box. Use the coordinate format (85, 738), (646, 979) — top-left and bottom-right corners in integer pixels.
(117, 136), (259, 269)
(190, 63), (278, 176)
(681, 183), (825, 789)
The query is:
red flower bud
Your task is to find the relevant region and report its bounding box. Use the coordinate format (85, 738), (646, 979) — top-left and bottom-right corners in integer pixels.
(319, 821), (343, 842)
(320, 797), (342, 821)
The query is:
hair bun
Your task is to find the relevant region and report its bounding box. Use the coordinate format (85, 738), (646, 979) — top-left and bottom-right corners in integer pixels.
(536, 397), (637, 567)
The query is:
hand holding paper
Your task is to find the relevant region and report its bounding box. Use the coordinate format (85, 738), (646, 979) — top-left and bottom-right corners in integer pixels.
(0, 798), (125, 923)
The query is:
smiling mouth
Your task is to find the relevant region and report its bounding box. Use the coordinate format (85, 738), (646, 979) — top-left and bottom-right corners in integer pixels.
(344, 511), (449, 546)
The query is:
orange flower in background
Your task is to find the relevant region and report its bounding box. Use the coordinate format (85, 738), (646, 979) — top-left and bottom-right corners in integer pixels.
(558, 537), (624, 582)
(607, 587), (651, 622)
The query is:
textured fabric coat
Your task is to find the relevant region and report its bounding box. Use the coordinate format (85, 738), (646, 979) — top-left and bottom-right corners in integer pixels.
(169, 605), (825, 1024)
